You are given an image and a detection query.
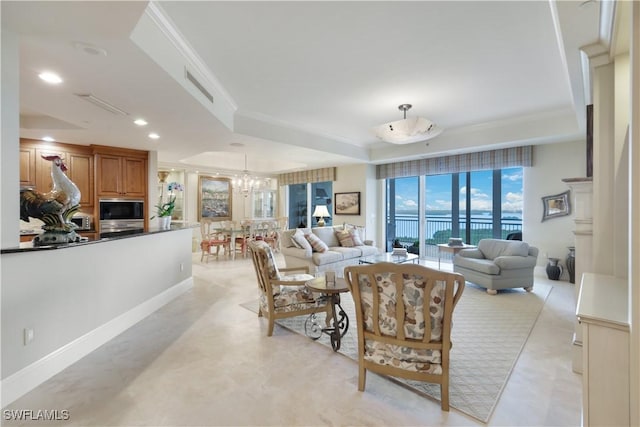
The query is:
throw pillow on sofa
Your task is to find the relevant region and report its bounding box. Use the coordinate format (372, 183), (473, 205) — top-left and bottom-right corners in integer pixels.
(305, 233), (329, 253)
(292, 228), (312, 251)
(335, 229), (355, 247)
(344, 225), (365, 246)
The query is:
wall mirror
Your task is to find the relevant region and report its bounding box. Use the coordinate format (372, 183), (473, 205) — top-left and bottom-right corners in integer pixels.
(541, 190), (571, 221)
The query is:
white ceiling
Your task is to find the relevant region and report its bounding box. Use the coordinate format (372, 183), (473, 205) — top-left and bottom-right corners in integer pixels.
(1, 1), (602, 176)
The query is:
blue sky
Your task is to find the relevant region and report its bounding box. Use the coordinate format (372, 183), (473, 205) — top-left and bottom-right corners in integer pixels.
(394, 167), (523, 213)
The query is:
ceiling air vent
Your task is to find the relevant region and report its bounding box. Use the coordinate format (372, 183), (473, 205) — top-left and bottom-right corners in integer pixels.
(185, 67), (214, 104)
(75, 94), (129, 116)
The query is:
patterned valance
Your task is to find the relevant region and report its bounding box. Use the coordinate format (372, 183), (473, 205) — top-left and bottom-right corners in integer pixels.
(376, 146), (533, 179)
(278, 167), (336, 186)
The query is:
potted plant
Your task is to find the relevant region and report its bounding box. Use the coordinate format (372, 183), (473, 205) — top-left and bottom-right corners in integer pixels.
(153, 181), (183, 229)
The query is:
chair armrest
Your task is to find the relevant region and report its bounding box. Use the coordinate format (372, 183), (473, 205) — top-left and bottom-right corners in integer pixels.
(457, 248), (484, 259)
(280, 266), (310, 274)
(271, 279), (308, 287)
(493, 255), (537, 269)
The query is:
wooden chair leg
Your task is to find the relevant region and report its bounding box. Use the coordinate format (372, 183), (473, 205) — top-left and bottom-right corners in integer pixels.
(358, 366), (366, 391)
(441, 380), (450, 411)
(267, 317), (275, 336)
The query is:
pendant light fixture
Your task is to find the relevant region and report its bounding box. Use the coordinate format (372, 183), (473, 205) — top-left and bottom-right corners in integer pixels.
(373, 104), (443, 144)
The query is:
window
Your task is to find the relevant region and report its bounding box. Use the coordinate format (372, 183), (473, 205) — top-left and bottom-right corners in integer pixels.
(386, 167), (523, 257)
(287, 181), (333, 229)
(385, 176), (419, 251)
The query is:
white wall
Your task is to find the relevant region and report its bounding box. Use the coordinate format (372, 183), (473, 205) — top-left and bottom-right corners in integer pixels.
(333, 164), (379, 245)
(524, 141), (586, 272)
(1, 228), (193, 405)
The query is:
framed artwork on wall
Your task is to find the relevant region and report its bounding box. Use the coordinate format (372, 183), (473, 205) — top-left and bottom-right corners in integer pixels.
(334, 192), (360, 215)
(198, 176), (232, 221)
(541, 190), (571, 222)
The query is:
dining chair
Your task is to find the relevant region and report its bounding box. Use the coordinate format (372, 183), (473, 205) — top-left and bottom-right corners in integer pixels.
(200, 220), (231, 263)
(248, 239), (332, 336)
(233, 220), (252, 258)
(344, 262), (465, 411)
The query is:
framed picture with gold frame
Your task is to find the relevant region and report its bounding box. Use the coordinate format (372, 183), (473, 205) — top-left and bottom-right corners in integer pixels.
(198, 176), (232, 221)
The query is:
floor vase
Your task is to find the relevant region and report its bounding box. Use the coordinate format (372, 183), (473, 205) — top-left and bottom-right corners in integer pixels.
(566, 247), (575, 284)
(546, 258), (563, 281)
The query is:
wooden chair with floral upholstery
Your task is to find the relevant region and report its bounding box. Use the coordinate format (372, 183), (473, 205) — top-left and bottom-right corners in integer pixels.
(344, 262), (465, 411)
(248, 239), (332, 336)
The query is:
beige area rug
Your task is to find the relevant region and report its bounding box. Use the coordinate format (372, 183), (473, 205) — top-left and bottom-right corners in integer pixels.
(241, 282), (552, 423)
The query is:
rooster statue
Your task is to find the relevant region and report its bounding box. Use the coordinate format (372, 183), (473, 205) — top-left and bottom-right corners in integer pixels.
(20, 155), (83, 245)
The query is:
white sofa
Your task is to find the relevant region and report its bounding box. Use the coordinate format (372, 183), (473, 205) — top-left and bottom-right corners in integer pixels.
(280, 226), (379, 274)
(453, 238), (538, 295)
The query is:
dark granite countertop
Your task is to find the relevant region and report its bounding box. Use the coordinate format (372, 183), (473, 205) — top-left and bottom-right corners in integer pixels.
(2, 223), (197, 254)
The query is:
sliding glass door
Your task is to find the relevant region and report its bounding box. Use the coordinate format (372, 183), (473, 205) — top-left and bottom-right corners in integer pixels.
(386, 167), (523, 258)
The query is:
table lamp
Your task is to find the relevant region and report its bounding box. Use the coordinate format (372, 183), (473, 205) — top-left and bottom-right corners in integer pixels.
(312, 205), (330, 227)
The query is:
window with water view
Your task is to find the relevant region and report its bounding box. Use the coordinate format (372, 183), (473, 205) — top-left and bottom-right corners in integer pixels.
(386, 167), (523, 257)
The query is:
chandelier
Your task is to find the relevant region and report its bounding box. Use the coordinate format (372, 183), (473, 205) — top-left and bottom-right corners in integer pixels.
(234, 154), (257, 198)
(373, 104), (443, 144)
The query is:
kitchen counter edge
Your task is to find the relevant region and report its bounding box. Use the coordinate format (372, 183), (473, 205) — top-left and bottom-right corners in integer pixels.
(1, 224), (198, 254)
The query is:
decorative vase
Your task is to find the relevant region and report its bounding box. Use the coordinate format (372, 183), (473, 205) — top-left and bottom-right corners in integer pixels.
(158, 216), (171, 230)
(546, 258), (563, 281)
(566, 246), (576, 284)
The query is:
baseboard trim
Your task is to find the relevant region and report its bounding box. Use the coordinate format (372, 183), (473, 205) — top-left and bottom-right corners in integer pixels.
(1, 277), (193, 407)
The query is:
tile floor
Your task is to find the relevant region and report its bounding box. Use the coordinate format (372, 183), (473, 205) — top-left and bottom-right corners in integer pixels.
(3, 253), (583, 426)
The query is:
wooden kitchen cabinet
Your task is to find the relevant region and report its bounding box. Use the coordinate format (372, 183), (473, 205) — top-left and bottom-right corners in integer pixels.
(95, 148), (147, 198)
(20, 146), (36, 187)
(20, 139), (94, 208)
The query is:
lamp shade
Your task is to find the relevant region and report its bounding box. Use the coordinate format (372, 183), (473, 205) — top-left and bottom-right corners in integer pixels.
(312, 205), (330, 218)
(374, 117), (443, 144)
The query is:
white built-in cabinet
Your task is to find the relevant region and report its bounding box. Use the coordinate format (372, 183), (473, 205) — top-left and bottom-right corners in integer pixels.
(252, 190), (276, 219)
(577, 273), (630, 427)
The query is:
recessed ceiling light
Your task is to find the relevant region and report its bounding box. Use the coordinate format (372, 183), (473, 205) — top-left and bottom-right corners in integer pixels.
(134, 118), (148, 126)
(73, 41), (108, 56)
(42, 136), (55, 142)
(38, 71), (62, 84)
(148, 133), (160, 140)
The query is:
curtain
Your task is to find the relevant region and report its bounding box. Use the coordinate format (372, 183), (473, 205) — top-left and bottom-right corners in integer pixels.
(376, 146), (532, 179)
(277, 167), (336, 186)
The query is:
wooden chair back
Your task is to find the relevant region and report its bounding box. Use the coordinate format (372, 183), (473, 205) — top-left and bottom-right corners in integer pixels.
(200, 220), (231, 262)
(344, 262), (465, 411)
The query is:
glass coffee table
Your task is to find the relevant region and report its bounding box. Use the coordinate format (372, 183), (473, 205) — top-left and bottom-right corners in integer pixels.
(359, 252), (419, 265)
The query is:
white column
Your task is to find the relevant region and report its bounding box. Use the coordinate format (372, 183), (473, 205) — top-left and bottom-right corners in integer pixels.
(628, 2), (640, 424)
(0, 28), (20, 248)
(592, 62), (615, 275)
(563, 178), (593, 374)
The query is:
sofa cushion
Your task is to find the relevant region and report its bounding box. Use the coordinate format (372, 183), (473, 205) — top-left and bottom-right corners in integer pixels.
(454, 256), (501, 275)
(478, 239), (530, 260)
(305, 233), (329, 253)
(331, 246), (361, 259)
(312, 226), (340, 247)
(311, 251), (344, 266)
(357, 245), (379, 257)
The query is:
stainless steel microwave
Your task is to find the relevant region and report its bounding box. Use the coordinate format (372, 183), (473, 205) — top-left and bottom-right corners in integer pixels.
(99, 199), (144, 221)
(70, 213), (92, 230)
